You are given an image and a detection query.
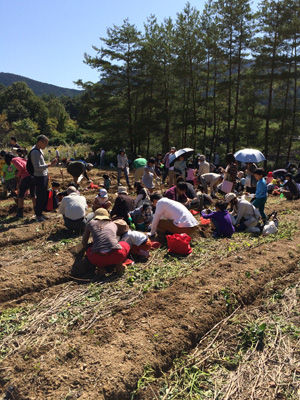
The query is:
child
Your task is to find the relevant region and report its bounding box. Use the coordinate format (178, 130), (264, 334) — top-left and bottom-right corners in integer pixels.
(44, 181), (60, 211)
(93, 188), (112, 211)
(253, 168), (267, 221)
(103, 174), (111, 190)
(128, 203), (153, 231)
(201, 200), (235, 238)
(114, 219), (152, 258)
(2, 154), (17, 197)
(186, 163), (196, 185)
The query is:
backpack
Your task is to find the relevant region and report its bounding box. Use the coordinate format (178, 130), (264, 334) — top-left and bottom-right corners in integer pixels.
(26, 148), (41, 175)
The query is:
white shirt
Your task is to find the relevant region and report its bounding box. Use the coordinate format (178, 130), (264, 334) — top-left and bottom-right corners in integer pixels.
(151, 198), (198, 235)
(59, 192), (87, 220)
(122, 230), (147, 246)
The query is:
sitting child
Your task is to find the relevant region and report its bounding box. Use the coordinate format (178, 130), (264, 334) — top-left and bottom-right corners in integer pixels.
(114, 219), (152, 257)
(93, 188), (112, 211)
(201, 200), (235, 238)
(128, 203), (153, 231)
(103, 174), (111, 190)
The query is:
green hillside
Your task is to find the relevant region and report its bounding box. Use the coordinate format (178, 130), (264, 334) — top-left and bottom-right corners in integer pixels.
(0, 72), (82, 97)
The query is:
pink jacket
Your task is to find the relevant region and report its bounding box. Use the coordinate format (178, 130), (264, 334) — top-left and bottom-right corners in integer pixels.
(11, 157), (29, 182)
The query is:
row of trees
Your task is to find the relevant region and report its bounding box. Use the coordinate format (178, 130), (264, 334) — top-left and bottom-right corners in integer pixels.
(77, 0), (299, 166)
(0, 82), (85, 148)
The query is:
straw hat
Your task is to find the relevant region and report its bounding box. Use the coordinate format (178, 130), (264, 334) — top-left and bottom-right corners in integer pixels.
(113, 219), (129, 235)
(94, 208), (110, 220)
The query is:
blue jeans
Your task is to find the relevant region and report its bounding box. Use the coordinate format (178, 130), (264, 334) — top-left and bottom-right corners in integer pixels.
(118, 168), (129, 186)
(34, 176), (48, 217)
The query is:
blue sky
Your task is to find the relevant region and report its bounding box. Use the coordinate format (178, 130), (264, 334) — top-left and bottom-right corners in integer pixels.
(2, 0), (259, 90)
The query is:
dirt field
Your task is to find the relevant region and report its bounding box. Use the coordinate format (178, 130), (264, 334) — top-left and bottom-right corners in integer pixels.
(0, 166), (299, 399)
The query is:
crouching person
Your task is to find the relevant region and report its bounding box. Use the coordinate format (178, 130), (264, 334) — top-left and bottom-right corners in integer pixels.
(82, 209), (130, 276)
(59, 186), (87, 232)
(201, 200), (235, 238)
(225, 192), (260, 231)
(114, 219), (152, 257)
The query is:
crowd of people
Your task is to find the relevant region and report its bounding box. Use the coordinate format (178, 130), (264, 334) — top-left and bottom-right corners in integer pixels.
(1, 137), (300, 277)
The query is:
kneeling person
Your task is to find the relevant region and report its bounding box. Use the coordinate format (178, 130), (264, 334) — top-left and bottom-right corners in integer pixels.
(59, 186), (87, 232)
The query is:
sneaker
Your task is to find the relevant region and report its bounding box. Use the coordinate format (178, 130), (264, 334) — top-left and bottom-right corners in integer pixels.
(36, 216), (45, 222)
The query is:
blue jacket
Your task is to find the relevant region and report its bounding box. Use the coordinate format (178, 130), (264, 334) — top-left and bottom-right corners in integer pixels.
(255, 178), (267, 199)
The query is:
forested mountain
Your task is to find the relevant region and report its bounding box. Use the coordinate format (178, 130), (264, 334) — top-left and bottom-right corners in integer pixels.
(0, 73), (82, 97)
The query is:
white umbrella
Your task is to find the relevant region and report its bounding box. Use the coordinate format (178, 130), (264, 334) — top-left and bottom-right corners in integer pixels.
(234, 148), (266, 163)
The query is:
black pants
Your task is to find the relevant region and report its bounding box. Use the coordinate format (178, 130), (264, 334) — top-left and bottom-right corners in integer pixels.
(34, 176), (48, 217)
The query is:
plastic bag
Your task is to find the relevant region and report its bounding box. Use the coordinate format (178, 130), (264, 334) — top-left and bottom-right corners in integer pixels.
(263, 221), (278, 236)
(167, 233), (192, 255)
(200, 216), (210, 225)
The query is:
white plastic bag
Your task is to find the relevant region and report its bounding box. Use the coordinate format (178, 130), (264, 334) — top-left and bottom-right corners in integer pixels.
(263, 221), (278, 236)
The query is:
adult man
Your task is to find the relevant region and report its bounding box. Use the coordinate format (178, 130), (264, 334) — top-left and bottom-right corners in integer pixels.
(164, 182), (189, 204)
(196, 155), (210, 180)
(150, 193), (198, 236)
(59, 186), (87, 231)
(55, 148), (60, 165)
(10, 136), (21, 150)
(67, 161), (93, 185)
(132, 155), (147, 182)
(200, 173), (223, 197)
(30, 135), (57, 222)
(281, 173), (300, 200)
(162, 147), (176, 186)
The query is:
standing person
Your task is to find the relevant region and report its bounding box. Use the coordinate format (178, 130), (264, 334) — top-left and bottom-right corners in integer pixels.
(142, 157), (157, 193)
(55, 148), (60, 165)
(10, 136), (21, 150)
(100, 148), (106, 167)
(252, 168), (268, 222)
(220, 153), (238, 190)
(162, 147), (176, 185)
(245, 163), (257, 194)
(196, 155), (210, 181)
(132, 155), (147, 182)
(155, 153), (163, 177)
(150, 193), (199, 236)
(117, 149), (130, 187)
(214, 153), (220, 169)
(174, 155), (186, 178)
(29, 135), (57, 222)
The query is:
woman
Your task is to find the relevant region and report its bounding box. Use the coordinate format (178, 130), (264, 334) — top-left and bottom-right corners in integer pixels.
(134, 181), (150, 207)
(82, 208), (130, 276)
(174, 155), (186, 178)
(220, 153), (238, 190)
(117, 148), (130, 187)
(142, 157), (157, 193)
(224, 192), (260, 231)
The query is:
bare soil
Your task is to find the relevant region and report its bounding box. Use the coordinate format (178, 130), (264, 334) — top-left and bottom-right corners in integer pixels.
(0, 166), (299, 399)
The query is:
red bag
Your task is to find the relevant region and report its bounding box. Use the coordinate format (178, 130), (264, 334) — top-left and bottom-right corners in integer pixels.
(167, 233), (192, 255)
(200, 216), (210, 225)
